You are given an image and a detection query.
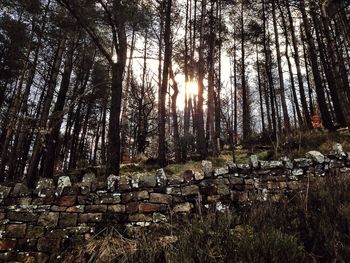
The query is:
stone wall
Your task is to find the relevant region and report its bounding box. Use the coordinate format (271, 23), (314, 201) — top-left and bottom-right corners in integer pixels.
(0, 144), (349, 262)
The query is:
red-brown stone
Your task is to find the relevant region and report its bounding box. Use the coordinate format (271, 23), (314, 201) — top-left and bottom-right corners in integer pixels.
(58, 196), (76, 206)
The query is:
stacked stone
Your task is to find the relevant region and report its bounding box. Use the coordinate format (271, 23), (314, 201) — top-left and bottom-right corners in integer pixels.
(0, 144), (348, 261)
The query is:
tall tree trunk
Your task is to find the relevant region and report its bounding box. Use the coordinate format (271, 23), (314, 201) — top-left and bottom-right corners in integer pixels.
(26, 37), (66, 187)
(196, 0), (208, 158)
(42, 36), (77, 177)
(286, 0), (311, 128)
(300, 0), (334, 130)
(272, 0), (290, 132)
(158, 0), (172, 166)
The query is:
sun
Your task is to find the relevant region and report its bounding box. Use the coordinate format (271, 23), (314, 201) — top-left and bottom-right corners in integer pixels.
(186, 81), (198, 97)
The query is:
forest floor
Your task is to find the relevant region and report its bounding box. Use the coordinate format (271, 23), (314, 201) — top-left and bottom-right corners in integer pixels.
(119, 128), (350, 177)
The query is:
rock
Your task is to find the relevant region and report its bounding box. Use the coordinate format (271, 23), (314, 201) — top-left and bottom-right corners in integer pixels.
(280, 156), (293, 169)
(10, 183), (30, 197)
(217, 184), (230, 195)
(173, 202), (193, 213)
(292, 169), (304, 177)
(194, 171), (204, 181)
(85, 205), (107, 213)
(78, 213), (103, 223)
(108, 204), (126, 213)
(228, 176), (244, 185)
(26, 226), (45, 238)
(183, 170), (194, 183)
(100, 193), (121, 204)
(181, 185), (200, 196)
(7, 212), (38, 222)
(294, 158), (313, 168)
(153, 212), (167, 223)
(214, 167), (229, 177)
(82, 172), (96, 188)
(166, 187), (181, 195)
(149, 193), (172, 204)
(118, 176), (131, 191)
(156, 169), (167, 187)
(138, 203), (167, 213)
(140, 174), (157, 188)
(166, 174), (184, 185)
(128, 213), (152, 222)
(226, 161), (237, 172)
(331, 143), (347, 158)
(58, 195), (76, 206)
(59, 213), (78, 227)
(126, 202), (139, 213)
(201, 160), (213, 177)
(0, 239), (17, 251)
(66, 205), (85, 213)
(133, 191), (149, 200)
(237, 164), (251, 173)
(0, 186), (12, 199)
(37, 212), (59, 227)
(260, 161), (283, 169)
(306, 151), (325, 164)
(216, 202), (229, 213)
(107, 174), (118, 191)
(37, 238), (60, 253)
(250, 155), (259, 168)
(6, 224), (27, 238)
(57, 176), (72, 195)
(131, 174), (140, 188)
(35, 178), (54, 197)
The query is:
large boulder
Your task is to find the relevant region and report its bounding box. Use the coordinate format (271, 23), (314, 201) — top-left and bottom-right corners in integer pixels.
(306, 151), (325, 164)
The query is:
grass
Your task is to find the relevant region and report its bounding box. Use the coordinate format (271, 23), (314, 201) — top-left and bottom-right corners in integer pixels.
(63, 172), (350, 263)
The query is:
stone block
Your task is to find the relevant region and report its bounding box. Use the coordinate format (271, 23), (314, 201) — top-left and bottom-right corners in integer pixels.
(6, 224), (27, 238)
(173, 202), (193, 213)
(66, 205), (85, 213)
(78, 213), (103, 223)
(133, 191), (149, 200)
(150, 193), (172, 204)
(7, 212), (38, 222)
(306, 151), (325, 164)
(38, 212), (59, 227)
(85, 205), (107, 213)
(194, 171), (205, 181)
(10, 183), (30, 197)
(166, 174), (184, 185)
(0, 186), (11, 199)
(229, 176), (244, 185)
(126, 202), (139, 214)
(26, 226), (45, 238)
(58, 195), (76, 206)
(153, 212), (167, 223)
(128, 213), (153, 222)
(108, 204), (126, 213)
(118, 176), (131, 191)
(0, 239), (16, 251)
(99, 193), (121, 204)
(182, 170), (194, 183)
(202, 160), (213, 177)
(156, 169), (167, 187)
(138, 203), (167, 213)
(181, 185), (199, 196)
(59, 213), (78, 227)
(37, 238), (60, 253)
(140, 175), (157, 188)
(217, 184), (230, 195)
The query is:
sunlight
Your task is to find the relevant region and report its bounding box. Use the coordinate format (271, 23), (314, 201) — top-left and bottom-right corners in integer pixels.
(186, 81), (198, 97)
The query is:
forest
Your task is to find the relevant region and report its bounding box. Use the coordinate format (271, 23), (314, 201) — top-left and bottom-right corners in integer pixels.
(0, 0), (349, 187)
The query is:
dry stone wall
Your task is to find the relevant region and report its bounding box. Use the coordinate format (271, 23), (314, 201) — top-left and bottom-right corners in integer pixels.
(0, 144), (350, 262)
